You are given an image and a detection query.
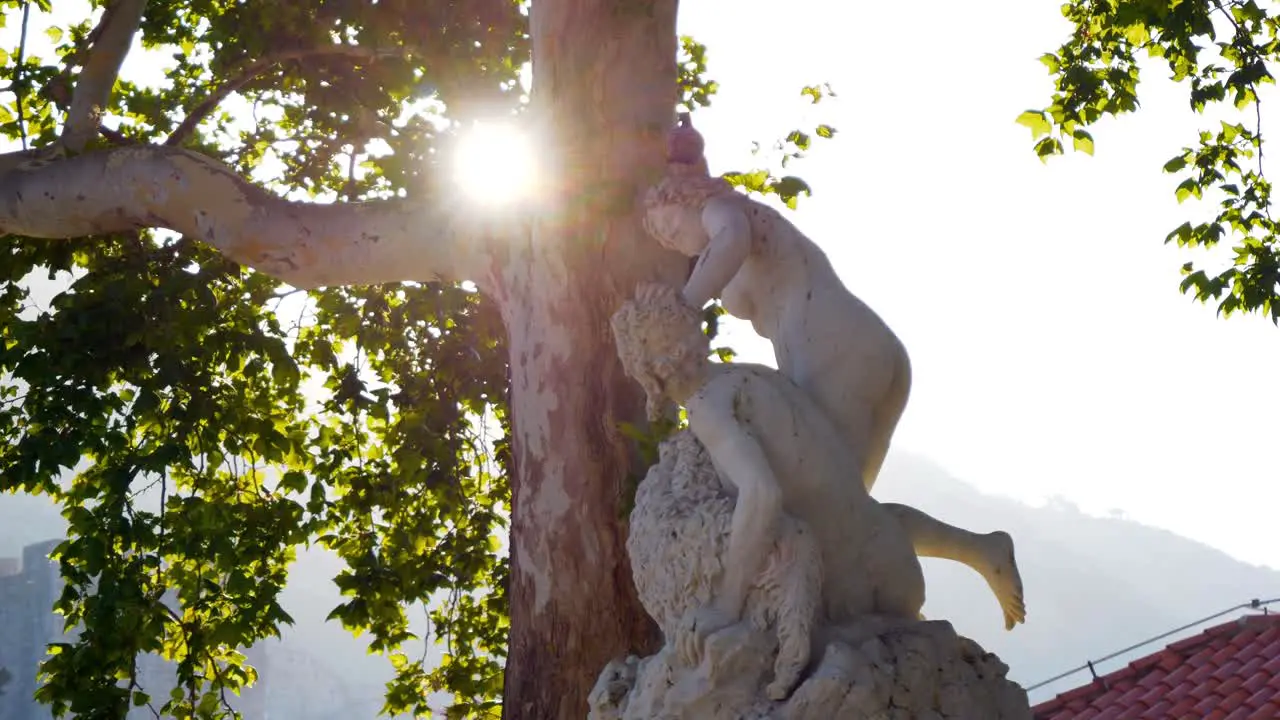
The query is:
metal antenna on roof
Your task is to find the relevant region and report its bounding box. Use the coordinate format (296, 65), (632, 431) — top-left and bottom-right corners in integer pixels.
(1026, 595), (1280, 694)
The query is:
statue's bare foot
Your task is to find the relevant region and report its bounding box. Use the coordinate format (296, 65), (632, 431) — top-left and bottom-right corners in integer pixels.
(675, 605), (738, 667)
(980, 531), (1025, 630)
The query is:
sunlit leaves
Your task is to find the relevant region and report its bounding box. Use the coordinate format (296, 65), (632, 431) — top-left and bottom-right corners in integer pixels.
(722, 170), (812, 210)
(0, 4), (818, 720)
(1157, 114), (1280, 320)
(1072, 128), (1095, 155)
(0, 1), (520, 717)
(1034, 137), (1064, 162)
(0, 231), (315, 718)
(719, 86), (839, 209)
(677, 36), (718, 111)
(1015, 110), (1053, 138)
(800, 83), (837, 104)
(1031, 0), (1280, 321)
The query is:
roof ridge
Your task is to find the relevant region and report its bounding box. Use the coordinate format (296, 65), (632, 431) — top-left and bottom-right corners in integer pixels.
(1032, 611), (1280, 718)
(1028, 597), (1280, 693)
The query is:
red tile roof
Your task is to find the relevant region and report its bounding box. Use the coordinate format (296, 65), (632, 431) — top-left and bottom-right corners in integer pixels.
(1033, 612), (1280, 720)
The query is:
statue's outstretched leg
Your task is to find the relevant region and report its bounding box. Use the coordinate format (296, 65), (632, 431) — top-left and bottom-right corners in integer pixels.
(883, 503), (1026, 630)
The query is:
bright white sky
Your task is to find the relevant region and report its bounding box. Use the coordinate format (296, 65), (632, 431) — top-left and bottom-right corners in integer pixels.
(679, 0), (1280, 572)
(4, 0), (1277, 577)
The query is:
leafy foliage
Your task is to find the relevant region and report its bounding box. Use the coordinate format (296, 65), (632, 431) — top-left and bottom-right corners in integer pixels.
(1, 1), (520, 717)
(0, 2), (821, 718)
(678, 36), (718, 113)
(1028, 0), (1280, 321)
(723, 84), (839, 209)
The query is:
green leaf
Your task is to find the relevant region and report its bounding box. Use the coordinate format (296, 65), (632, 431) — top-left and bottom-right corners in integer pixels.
(1034, 136), (1064, 162)
(1071, 129), (1095, 155)
(1123, 24), (1150, 46)
(1016, 110), (1052, 138)
(1175, 178), (1202, 203)
(771, 176), (812, 209)
(279, 470), (308, 494)
(786, 130), (811, 151)
(1165, 222), (1193, 245)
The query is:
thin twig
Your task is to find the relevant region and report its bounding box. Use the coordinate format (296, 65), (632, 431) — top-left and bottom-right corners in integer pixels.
(1256, 94), (1265, 178)
(15, 1), (32, 151)
(346, 148), (359, 201)
(127, 675), (162, 720)
(98, 125), (132, 145)
(165, 46), (403, 147)
(1211, 0), (1244, 35)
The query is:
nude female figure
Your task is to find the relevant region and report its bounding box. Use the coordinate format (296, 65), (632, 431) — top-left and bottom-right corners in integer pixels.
(643, 115), (1025, 629)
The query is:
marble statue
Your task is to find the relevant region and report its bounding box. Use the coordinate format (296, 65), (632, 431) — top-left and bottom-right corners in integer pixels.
(643, 115), (1024, 630)
(610, 283), (927, 698)
(591, 283), (1032, 719)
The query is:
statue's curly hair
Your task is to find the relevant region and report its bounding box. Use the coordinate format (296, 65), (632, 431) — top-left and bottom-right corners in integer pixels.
(643, 163), (735, 213)
(610, 283), (706, 421)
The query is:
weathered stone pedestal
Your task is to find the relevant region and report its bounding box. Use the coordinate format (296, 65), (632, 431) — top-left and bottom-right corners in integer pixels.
(588, 430), (1032, 720)
(590, 618), (1030, 720)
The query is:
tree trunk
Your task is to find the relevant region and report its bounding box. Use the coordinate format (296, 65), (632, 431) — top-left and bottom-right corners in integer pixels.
(494, 1), (686, 717)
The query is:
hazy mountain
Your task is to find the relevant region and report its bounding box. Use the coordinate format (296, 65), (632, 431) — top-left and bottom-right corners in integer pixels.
(872, 452), (1280, 704)
(2, 452), (1277, 710)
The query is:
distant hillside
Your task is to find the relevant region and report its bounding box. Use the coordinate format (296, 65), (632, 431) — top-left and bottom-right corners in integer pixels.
(3, 452), (1278, 709)
(873, 452), (1280, 703)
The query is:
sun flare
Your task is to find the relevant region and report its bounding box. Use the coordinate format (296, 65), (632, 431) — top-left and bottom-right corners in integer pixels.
(453, 122), (537, 206)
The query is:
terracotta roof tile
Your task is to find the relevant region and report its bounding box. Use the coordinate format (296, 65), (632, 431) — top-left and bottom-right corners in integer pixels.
(1264, 653), (1280, 674)
(1141, 699), (1172, 717)
(1164, 664), (1194, 691)
(1218, 676), (1245, 698)
(1247, 702), (1279, 720)
(1033, 613), (1280, 720)
(1224, 707), (1254, 720)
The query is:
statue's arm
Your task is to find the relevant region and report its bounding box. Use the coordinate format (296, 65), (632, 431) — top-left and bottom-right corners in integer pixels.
(687, 389), (783, 620)
(682, 196), (751, 308)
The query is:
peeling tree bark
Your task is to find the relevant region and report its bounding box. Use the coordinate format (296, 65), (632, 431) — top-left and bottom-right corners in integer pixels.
(495, 1), (686, 718)
(62, 0), (149, 152)
(0, 146), (497, 290)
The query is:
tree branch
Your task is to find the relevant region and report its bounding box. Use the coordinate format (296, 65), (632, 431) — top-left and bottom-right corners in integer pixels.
(62, 0), (149, 152)
(14, 0), (32, 150)
(0, 145), (501, 290)
(165, 45), (403, 147)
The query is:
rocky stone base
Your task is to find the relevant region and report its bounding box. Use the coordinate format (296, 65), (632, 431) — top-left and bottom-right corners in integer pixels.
(588, 618), (1032, 720)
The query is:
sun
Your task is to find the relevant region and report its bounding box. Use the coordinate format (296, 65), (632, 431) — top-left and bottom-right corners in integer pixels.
(453, 121), (537, 206)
